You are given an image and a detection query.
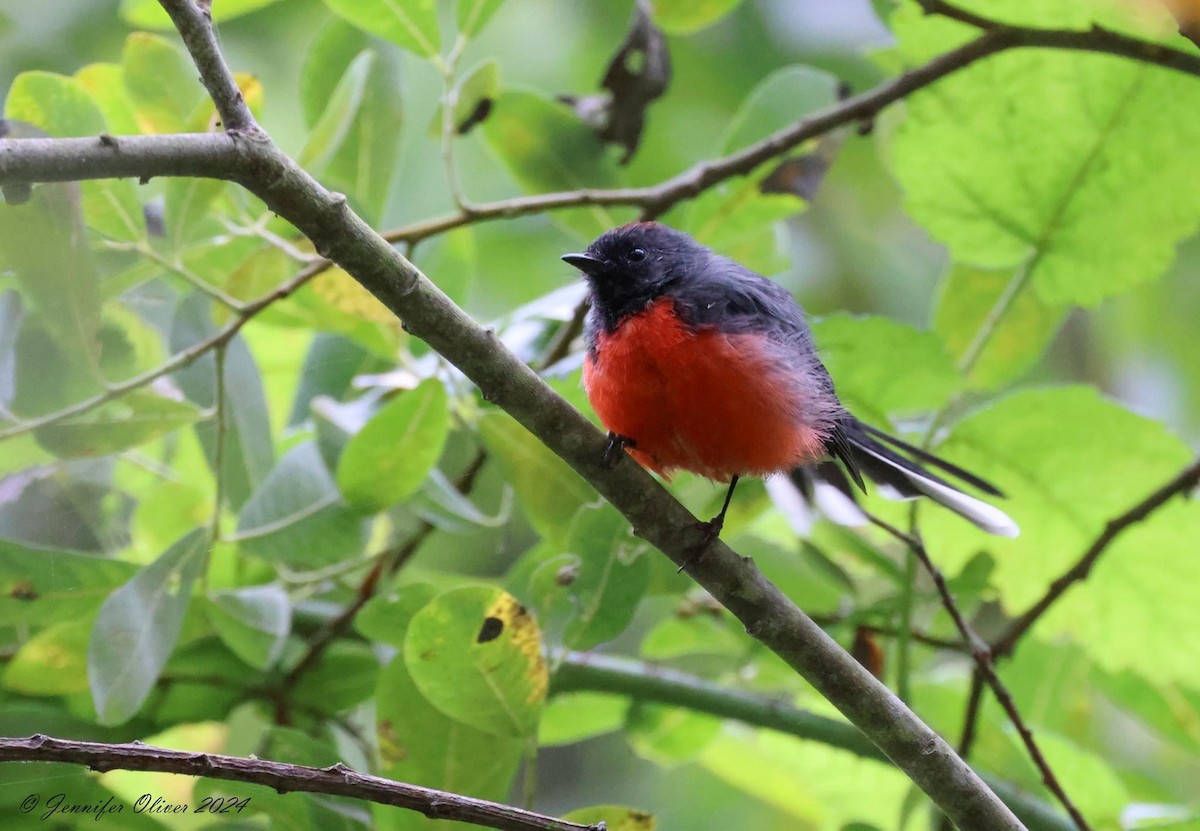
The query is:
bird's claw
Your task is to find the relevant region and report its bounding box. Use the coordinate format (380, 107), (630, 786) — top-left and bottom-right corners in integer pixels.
(602, 432), (636, 469)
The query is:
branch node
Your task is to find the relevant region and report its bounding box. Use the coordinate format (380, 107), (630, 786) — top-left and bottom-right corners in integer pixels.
(98, 133), (118, 149)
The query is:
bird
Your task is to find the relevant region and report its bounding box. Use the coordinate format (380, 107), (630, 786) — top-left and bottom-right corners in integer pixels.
(561, 221), (1018, 541)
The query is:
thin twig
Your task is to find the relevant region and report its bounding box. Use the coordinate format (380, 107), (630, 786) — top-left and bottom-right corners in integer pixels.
(0, 258), (330, 443)
(0, 735), (600, 831)
(867, 514), (1094, 831)
(992, 456), (1200, 658)
(208, 344), (227, 549)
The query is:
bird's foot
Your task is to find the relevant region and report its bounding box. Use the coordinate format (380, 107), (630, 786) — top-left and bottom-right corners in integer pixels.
(602, 432), (636, 469)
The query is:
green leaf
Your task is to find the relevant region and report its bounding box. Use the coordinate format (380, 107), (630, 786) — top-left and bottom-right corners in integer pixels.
(522, 504), (650, 651)
(236, 441), (368, 567)
(481, 90), (630, 239)
(206, 584), (290, 670)
(403, 585), (548, 737)
(319, 0), (440, 58)
(0, 184), (101, 365)
(4, 70), (106, 136)
(2, 619), (93, 695)
(640, 615), (746, 660)
(301, 23), (405, 224)
(812, 313), (961, 421)
(291, 640), (379, 712)
(563, 806), (657, 831)
(298, 51), (374, 174)
(934, 263), (1066, 389)
(336, 380), (450, 513)
(457, 0), (505, 38)
(926, 386), (1193, 610)
(74, 63), (139, 140)
(120, 0), (280, 29)
(539, 692), (627, 746)
(376, 653), (522, 831)
(0, 541), (137, 628)
(626, 703), (722, 765)
(477, 411), (597, 545)
(121, 32), (204, 133)
(88, 528), (207, 726)
(33, 391), (202, 458)
(164, 177), (227, 250)
(700, 726), (910, 825)
(649, 0), (746, 33)
(355, 583), (439, 647)
(889, 0), (1200, 306)
(1039, 500), (1200, 689)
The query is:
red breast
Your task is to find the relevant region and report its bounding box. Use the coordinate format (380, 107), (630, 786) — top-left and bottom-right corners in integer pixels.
(583, 297), (830, 481)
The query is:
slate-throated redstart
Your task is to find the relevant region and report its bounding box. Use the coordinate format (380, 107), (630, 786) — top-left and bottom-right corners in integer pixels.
(563, 222), (1019, 539)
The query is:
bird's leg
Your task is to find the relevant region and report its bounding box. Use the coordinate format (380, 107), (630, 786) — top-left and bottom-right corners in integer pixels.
(601, 432), (636, 469)
(678, 476), (740, 573)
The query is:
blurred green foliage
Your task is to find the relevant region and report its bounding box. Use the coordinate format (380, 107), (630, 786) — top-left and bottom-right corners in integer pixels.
(1, 0), (1200, 829)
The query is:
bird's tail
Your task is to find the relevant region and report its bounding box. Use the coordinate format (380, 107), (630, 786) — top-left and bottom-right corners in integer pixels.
(803, 418), (1019, 538)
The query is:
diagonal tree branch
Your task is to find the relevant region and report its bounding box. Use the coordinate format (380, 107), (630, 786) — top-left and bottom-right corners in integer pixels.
(0, 735), (599, 831)
(992, 456), (1200, 658)
(137, 2), (1022, 826)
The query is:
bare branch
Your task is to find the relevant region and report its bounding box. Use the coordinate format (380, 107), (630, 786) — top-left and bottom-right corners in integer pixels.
(154, 0), (257, 133)
(0, 133), (246, 186)
(992, 456), (1200, 658)
(867, 516), (1093, 831)
(0, 735), (599, 831)
(0, 258), (329, 443)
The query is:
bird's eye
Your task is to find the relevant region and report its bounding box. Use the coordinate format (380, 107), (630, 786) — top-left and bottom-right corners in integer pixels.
(628, 247), (647, 262)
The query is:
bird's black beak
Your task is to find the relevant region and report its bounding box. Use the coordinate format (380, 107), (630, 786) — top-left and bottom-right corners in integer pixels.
(561, 252), (606, 276)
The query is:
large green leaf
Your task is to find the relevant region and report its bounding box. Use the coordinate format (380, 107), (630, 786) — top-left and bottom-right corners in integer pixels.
(301, 23), (404, 223)
(934, 263), (1066, 389)
(812, 313), (961, 422)
(319, 0), (440, 58)
(336, 379), (450, 513)
(298, 52), (374, 174)
(2, 618), (93, 695)
(88, 528), (207, 725)
(477, 410), (597, 545)
(700, 725), (910, 825)
(403, 585), (548, 737)
(236, 441), (368, 567)
(0, 541), (137, 627)
(481, 90), (630, 239)
(376, 648), (521, 831)
(121, 32), (205, 133)
(926, 387), (1192, 602)
(33, 391), (202, 458)
(889, 0), (1200, 307)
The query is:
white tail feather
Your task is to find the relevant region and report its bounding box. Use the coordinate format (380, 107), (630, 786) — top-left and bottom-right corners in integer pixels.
(854, 443), (1020, 538)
